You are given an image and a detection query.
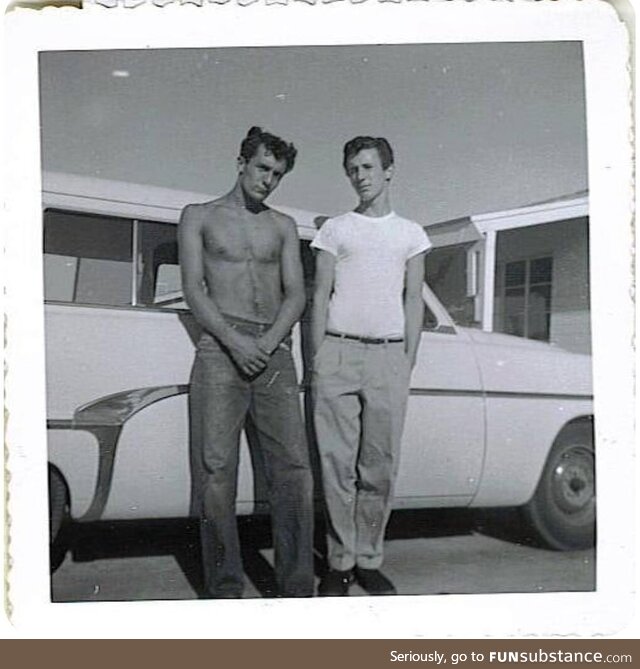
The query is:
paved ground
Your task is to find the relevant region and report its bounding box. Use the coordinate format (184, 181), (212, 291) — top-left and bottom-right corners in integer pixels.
(51, 509), (595, 602)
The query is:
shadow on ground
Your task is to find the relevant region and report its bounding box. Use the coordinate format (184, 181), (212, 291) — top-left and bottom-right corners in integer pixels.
(52, 507), (552, 599)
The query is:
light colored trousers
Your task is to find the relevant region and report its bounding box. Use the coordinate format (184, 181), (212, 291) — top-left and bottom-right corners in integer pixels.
(312, 336), (411, 571)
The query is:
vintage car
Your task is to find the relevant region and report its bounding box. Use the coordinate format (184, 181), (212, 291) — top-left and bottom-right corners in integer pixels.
(43, 172), (595, 560)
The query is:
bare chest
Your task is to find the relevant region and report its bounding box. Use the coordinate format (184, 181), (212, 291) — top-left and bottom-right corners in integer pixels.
(202, 214), (282, 264)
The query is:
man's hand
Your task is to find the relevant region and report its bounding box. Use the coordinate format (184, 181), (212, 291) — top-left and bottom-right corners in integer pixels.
(256, 335), (278, 357)
(227, 332), (270, 376)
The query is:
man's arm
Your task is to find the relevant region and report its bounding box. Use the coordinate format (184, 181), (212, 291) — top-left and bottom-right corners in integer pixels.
(178, 204), (269, 375)
(404, 252), (426, 367)
(257, 216), (306, 355)
(311, 249), (336, 356)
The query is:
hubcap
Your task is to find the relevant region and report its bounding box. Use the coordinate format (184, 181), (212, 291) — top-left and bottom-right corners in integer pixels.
(551, 446), (594, 514)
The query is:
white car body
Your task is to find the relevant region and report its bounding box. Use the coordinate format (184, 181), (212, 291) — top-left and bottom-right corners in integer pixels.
(43, 172), (595, 550)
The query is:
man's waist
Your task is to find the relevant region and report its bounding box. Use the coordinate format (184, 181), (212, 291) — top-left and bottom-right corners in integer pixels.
(326, 313), (405, 342)
(203, 315), (292, 350)
(223, 313), (274, 333)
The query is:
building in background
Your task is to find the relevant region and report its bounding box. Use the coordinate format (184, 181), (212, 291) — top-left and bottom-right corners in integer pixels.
(425, 192), (590, 354)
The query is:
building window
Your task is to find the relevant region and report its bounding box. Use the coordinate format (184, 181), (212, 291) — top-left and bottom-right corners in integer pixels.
(502, 257), (553, 340)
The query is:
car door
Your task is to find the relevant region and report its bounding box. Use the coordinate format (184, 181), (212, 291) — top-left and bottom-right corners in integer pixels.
(394, 284), (486, 507)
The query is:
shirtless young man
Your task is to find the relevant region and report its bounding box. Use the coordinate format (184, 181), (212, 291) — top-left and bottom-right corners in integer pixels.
(179, 127), (313, 599)
(311, 136), (430, 596)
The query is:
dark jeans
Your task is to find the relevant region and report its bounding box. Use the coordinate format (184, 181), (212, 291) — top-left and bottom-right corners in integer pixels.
(189, 321), (314, 598)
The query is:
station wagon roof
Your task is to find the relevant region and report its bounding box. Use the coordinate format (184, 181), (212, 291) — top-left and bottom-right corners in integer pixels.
(42, 171), (323, 239)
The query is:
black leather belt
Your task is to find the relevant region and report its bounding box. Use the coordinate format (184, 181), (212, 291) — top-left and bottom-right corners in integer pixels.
(327, 331), (404, 345)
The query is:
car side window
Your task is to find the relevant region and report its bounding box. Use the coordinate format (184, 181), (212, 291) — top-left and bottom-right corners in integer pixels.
(137, 221), (186, 309)
(43, 209), (133, 307)
(43, 210), (188, 310)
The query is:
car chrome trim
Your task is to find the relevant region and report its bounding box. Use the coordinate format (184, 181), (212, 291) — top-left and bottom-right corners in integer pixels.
(48, 419), (73, 429)
(73, 385), (189, 426)
(131, 219), (139, 307)
(47, 385), (190, 521)
(45, 300), (190, 314)
(409, 388), (593, 401)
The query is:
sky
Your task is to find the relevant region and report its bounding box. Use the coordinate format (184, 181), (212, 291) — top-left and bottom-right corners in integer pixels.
(39, 42), (588, 225)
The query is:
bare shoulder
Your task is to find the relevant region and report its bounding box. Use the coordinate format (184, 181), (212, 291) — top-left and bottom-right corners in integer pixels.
(180, 201), (205, 227)
(269, 208), (299, 237)
(180, 199), (226, 230)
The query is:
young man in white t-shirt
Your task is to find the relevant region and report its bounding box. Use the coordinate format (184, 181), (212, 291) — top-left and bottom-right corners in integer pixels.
(311, 136), (431, 596)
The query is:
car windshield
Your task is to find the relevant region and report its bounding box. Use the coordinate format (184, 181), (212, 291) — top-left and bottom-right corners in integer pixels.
(425, 244), (482, 329)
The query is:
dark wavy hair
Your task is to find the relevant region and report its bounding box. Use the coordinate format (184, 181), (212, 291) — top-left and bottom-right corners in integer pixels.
(343, 136), (394, 171)
(239, 126), (297, 173)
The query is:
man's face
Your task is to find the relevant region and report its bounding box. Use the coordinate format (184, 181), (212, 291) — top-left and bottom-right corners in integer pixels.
(238, 144), (288, 203)
(344, 148), (393, 203)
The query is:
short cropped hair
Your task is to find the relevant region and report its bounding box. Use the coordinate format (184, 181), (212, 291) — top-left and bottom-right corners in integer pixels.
(239, 126), (297, 174)
(343, 136), (394, 172)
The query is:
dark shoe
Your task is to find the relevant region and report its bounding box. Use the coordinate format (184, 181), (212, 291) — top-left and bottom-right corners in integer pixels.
(354, 567), (397, 595)
(318, 569), (354, 597)
(211, 590), (243, 599)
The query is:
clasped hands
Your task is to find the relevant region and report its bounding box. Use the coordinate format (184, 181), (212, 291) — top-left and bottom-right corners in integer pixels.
(228, 331), (277, 377)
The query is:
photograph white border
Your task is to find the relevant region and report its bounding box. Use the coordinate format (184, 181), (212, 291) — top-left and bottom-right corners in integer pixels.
(3, 0), (635, 638)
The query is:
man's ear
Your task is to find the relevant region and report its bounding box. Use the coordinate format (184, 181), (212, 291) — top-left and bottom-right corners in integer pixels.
(385, 164), (395, 182)
(237, 156), (245, 174)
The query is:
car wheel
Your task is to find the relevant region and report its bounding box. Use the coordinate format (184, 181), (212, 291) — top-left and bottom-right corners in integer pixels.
(49, 466), (69, 570)
(521, 423), (595, 550)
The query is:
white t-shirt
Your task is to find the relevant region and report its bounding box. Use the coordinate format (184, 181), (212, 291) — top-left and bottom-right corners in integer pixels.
(311, 210), (431, 338)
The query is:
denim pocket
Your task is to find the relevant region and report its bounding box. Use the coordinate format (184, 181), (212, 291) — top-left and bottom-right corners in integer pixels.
(193, 334), (240, 384)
